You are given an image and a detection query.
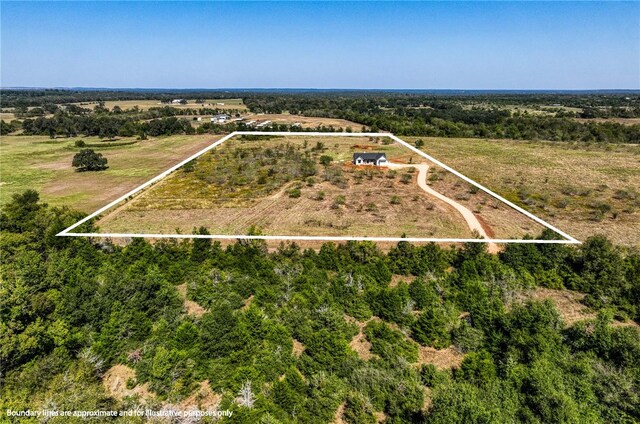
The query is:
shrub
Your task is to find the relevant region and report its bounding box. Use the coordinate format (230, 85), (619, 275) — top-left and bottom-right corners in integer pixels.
(314, 191), (326, 201)
(287, 188), (301, 198)
(74, 139), (86, 148)
(401, 173), (412, 184)
(319, 155), (333, 166)
(390, 196), (401, 205)
(332, 195), (346, 209)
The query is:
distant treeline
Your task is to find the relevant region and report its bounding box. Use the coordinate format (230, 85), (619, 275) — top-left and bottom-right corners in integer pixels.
(3, 90), (640, 142)
(244, 95), (640, 143)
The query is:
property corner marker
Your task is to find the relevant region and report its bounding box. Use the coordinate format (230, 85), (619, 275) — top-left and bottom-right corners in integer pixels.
(58, 131), (580, 245)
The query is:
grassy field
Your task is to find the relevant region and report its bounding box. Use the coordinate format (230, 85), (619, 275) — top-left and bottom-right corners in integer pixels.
(0, 134), (222, 212)
(248, 113), (368, 130)
(97, 135), (473, 238)
(71, 98), (248, 111)
(407, 137), (640, 245)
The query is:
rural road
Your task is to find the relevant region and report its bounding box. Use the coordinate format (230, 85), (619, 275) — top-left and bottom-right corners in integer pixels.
(388, 162), (499, 253)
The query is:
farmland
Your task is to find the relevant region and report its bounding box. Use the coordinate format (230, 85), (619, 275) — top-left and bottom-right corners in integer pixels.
(71, 98), (248, 111)
(408, 137), (640, 245)
(0, 134), (222, 212)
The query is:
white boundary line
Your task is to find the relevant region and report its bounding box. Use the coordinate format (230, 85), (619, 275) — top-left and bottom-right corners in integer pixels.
(58, 131), (580, 244)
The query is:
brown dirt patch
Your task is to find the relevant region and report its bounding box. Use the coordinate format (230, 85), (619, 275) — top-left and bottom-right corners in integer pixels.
(102, 364), (155, 402)
(390, 274), (413, 288)
(332, 401), (347, 424)
(179, 380), (221, 410)
(292, 339), (305, 357)
(416, 346), (465, 370)
(350, 332), (375, 361)
(241, 294), (254, 311)
(176, 283), (207, 318)
(517, 287), (639, 328)
(517, 287), (595, 326)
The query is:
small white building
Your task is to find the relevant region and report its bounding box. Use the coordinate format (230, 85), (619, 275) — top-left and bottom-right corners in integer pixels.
(211, 114), (230, 123)
(352, 152), (388, 167)
(171, 99), (184, 104)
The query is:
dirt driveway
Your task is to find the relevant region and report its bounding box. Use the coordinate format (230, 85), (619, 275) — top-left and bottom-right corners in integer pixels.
(388, 162), (499, 253)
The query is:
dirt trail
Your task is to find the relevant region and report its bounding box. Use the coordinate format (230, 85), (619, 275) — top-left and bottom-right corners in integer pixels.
(388, 163), (499, 253)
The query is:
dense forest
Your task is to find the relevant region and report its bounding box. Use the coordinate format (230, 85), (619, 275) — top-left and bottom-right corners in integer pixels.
(1, 190), (639, 423)
(2, 90), (639, 142)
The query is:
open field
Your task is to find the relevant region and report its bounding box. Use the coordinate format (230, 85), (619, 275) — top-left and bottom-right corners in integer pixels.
(0, 134), (222, 212)
(407, 137), (640, 245)
(70, 98), (248, 111)
(247, 113), (367, 130)
(97, 135), (470, 238)
(1, 112), (16, 122)
(574, 117), (640, 126)
(96, 134), (549, 241)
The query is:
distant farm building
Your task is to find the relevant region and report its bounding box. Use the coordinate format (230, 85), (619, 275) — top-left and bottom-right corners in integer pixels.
(353, 152), (388, 166)
(211, 114), (230, 123)
(255, 120), (272, 128)
(171, 99), (184, 104)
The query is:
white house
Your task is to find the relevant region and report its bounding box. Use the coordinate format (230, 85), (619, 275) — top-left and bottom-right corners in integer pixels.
(352, 152), (388, 167)
(211, 114), (230, 123)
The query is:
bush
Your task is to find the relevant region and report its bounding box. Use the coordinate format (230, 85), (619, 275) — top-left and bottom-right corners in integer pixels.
(319, 155), (333, 166)
(401, 173), (412, 184)
(332, 195), (346, 209)
(287, 188), (301, 198)
(390, 195), (401, 205)
(72, 149), (108, 172)
(74, 139), (86, 148)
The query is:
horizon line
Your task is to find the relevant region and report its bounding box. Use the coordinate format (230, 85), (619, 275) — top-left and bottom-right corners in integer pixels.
(3, 86), (640, 93)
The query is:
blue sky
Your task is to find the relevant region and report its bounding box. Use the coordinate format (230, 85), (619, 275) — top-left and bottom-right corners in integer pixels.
(1, 1), (638, 89)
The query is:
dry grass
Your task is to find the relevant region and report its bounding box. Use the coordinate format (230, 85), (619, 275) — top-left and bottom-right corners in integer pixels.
(408, 137), (640, 245)
(515, 287), (639, 328)
(426, 166), (548, 239)
(415, 346), (465, 370)
(102, 364), (155, 402)
(96, 135), (472, 239)
(176, 283), (207, 318)
(1, 112), (16, 122)
(292, 339), (306, 358)
(248, 113), (367, 130)
(574, 117), (640, 126)
(179, 380), (221, 410)
(71, 98), (247, 111)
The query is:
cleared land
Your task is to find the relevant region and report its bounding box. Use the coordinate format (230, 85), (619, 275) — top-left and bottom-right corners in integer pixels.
(71, 98), (248, 111)
(407, 137), (640, 246)
(1, 112), (16, 122)
(247, 113), (367, 130)
(98, 135), (469, 238)
(96, 134), (549, 240)
(0, 134), (222, 212)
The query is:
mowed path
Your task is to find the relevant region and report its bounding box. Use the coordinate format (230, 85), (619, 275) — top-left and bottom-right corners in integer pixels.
(388, 162), (499, 253)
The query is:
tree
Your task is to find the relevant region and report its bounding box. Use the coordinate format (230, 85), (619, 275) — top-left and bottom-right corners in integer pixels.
(415, 139), (424, 148)
(72, 149), (108, 171)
